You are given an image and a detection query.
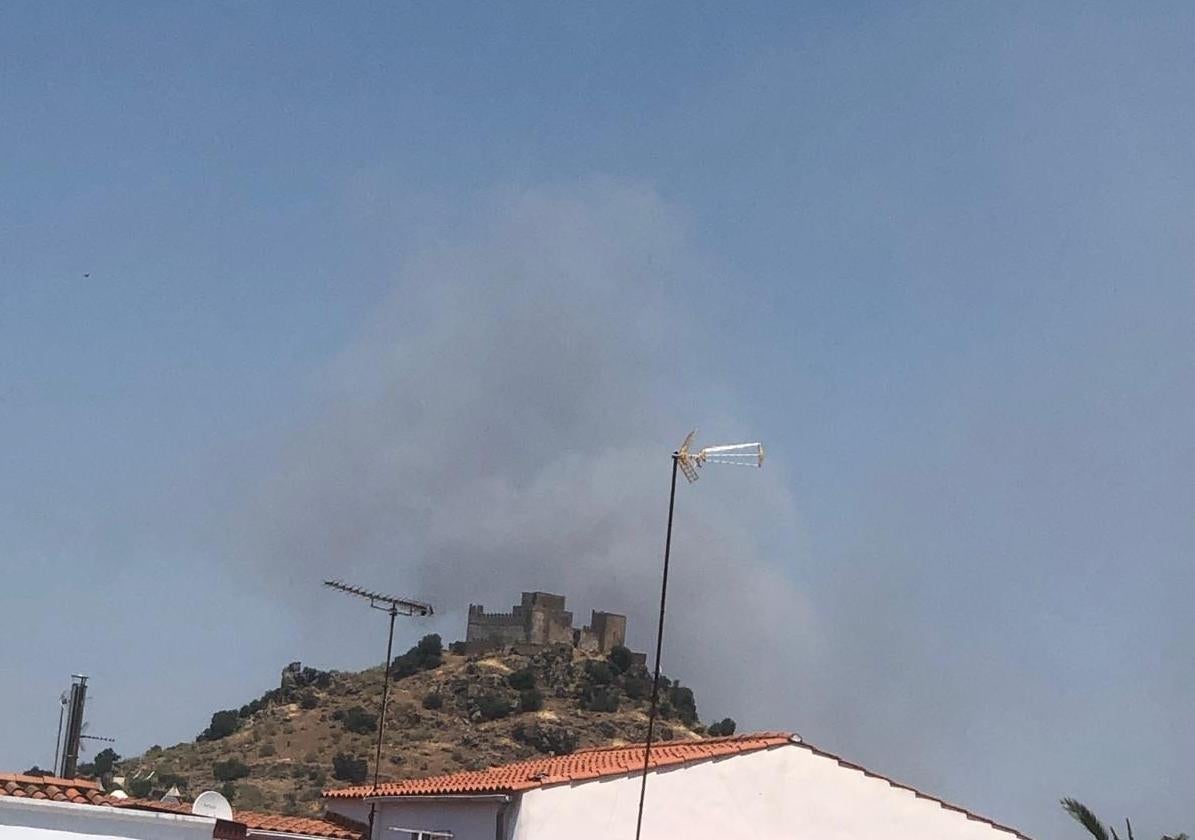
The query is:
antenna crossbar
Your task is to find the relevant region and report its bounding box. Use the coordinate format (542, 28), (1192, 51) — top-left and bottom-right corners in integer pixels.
(323, 580), (433, 617)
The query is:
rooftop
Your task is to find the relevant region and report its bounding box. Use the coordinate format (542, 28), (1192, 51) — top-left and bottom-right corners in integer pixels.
(0, 772), (364, 840)
(323, 731), (1031, 840)
(114, 800), (365, 840)
(0, 773), (107, 806)
(324, 732), (793, 798)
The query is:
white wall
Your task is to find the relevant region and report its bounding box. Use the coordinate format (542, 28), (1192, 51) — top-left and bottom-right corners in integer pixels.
(510, 745), (1025, 840)
(0, 798), (215, 840)
(322, 801), (370, 827)
(371, 798), (502, 840)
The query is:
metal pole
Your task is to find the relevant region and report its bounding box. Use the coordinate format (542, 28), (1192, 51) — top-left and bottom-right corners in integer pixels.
(634, 454), (680, 840)
(53, 699), (65, 777)
(368, 606), (398, 840)
(375, 606), (397, 791)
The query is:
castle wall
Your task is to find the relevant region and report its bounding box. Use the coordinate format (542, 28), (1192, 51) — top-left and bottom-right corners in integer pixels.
(466, 594), (637, 659)
(574, 627), (601, 654)
(522, 592), (567, 612)
(589, 611), (627, 653)
(466, 605), (528, 650)
(546, 610), (575, 645)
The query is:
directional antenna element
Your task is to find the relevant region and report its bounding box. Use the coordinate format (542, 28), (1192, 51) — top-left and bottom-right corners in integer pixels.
(323, 580), (433, 617)
(675, 430), (765, 483)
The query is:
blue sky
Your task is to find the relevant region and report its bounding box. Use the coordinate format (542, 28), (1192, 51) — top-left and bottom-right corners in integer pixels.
(2, 3), (1193, 838)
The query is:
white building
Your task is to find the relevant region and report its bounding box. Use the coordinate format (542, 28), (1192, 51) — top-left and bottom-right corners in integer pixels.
(0, 792), (216, 840)
(0, 772), (364, 840)
(324, 732), (1031, 840)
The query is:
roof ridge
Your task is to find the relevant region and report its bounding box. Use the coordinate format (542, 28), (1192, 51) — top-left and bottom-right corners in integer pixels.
(571, 730), (792, 755)
(790, 741), (1034, 840)
(0, 772), (101, 789)
(325, 733), (795, 799)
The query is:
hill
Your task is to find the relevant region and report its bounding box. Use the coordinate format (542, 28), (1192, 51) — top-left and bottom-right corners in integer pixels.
(113, 637), (734, 815)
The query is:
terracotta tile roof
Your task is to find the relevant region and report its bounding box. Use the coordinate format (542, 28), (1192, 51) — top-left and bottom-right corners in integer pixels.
(234, 810), (365, 839)
(323, 732), (1031, 839)
(324, 732), (793, 798)
(115, 799), (365, 840)
(0, 773), (107, 805)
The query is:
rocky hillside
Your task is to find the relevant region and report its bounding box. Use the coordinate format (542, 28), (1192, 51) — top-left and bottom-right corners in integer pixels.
(114, 638), (734, 816)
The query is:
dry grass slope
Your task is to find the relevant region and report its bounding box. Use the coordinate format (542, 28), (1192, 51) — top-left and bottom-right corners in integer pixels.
(116, 643), (714, 816)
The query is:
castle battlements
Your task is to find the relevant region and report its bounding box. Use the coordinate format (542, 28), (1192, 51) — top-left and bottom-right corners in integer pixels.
(465, 591), (628, 656)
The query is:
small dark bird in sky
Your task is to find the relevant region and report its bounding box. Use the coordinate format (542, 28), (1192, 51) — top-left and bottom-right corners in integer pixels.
(83, 273), (90, 278)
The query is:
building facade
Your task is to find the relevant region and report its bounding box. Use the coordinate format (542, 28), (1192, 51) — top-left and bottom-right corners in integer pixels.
(324, 732), (1033, 840)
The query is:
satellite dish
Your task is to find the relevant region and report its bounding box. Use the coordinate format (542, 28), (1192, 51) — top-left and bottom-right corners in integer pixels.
(192, 791), (233, 821)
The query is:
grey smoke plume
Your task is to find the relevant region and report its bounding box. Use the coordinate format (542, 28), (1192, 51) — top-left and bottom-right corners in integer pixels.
(235, 179), (818, 727)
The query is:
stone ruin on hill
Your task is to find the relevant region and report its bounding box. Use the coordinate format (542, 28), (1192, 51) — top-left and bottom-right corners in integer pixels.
(466, 591), (642, 660)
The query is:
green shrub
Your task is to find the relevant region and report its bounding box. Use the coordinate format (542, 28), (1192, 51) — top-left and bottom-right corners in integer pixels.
(92, 747), (120, 776)
(507, 668), (536, 691)
(475, 692), (513, 721)
(158, 773), (187, 792)
(334, 706), (378, 735)
(299, 691), (319, 710)
(299, 667), (333, 689)
(212, 759), (250, 782)
(417, 634), (443, 658)
(449, 641), (467, 655)
(258, 743), (276, 757)
(331, 754), (367, 784)
(623, 676), (650, 700)
(585, 688), (619, 713)
(707, 717), (736, 737)
(127, 777), (153, 797)
(391, 634), (444, 679)
(199, 710), (241, 741)
(422, 692), (443, 710)
(586, 660), (614, 685)
(668, 685), (697, 726)
(608, 645), (633, 674)
(519, 688), (544, 712)
(238, 700), (263, 719)
(220, 782), (237, 803)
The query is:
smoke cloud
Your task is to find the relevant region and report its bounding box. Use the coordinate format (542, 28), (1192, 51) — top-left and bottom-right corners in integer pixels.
(232, 178), (818, 728)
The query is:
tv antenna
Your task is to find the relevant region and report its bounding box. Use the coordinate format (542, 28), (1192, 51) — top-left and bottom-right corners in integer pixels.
(323, 580), (433, 618)
(633, 431), (765, 840)
(322, 580), (433, 799)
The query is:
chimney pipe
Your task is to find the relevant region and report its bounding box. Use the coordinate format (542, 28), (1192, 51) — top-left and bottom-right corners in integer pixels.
(59, 675), (88, 779)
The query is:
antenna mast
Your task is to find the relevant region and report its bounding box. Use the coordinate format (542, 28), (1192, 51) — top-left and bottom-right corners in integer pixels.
(322, 580), (433, 791)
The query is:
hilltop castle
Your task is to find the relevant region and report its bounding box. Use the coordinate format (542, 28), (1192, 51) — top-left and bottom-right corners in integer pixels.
(466, 591), (628, 655)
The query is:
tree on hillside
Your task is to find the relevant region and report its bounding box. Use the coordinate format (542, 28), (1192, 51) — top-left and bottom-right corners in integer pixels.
(92, 748), (121, 777)
(391, 634), (443, 679)
(213, 759), (250, 782)
(333, 706), (378, 735)
(198, 709), (241, 741)
(1061, 797), (1188, 840)
(332, 754), (368, 784)
(667, 684), (698, 726)
(707, 718), (736, 737)
(608, 645), (633, 674)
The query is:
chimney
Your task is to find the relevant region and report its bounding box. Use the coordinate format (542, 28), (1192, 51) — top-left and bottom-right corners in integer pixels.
(59, 675), (88, 779)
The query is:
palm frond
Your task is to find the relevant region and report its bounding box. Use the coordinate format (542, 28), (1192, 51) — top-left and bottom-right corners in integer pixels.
(1062, 798), (1112, 840)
